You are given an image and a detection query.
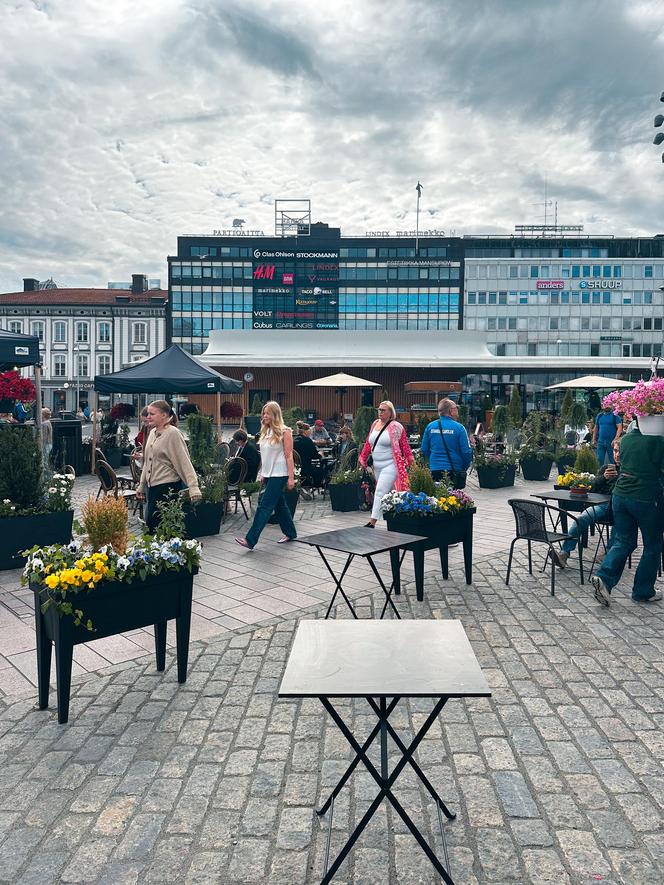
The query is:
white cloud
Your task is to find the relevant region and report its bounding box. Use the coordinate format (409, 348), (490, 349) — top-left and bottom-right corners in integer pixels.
(1, 0), (663, 292)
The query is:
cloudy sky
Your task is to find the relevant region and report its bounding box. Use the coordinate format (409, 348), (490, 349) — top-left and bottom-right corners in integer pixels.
(1, 0), (663, 292)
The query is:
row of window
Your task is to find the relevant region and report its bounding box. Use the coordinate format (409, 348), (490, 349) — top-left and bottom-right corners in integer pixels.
(338, 247), (448, 259)
(466, 316), (664, 332)
(339, 266), (458, 281)
(190, 246), (252, 258)
(466, 263), (663, 280)
(493, 342), (663, 358)
(339, 294), (459, 311)
(171, 263), (252, 281)
(466, 291), (655, 306)
(339, 318), (457, 330)
(4, 320), (147, 344)
(51, 354), (112, 377)
(466, 247), (613, 259)
(171, 292), (253, 311)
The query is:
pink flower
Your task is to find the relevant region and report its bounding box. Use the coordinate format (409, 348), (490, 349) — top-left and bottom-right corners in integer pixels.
(602, 379), (664, 418)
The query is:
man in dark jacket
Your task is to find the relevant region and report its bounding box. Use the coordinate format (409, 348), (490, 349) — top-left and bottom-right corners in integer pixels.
(232, 430), (260, 482)
(590, 428), (664, 605)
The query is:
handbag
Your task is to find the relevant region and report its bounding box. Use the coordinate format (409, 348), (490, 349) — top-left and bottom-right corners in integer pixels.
(438, 418), (467, 489)
(366, 420), (392, 468)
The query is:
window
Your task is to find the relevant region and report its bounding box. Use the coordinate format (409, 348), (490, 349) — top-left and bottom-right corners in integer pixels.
(31, 321), (44, 341)
(645, 265), (653, 278)
(98, 355), (111, 375)
(53, 321), (67, 343)
(98, 322), (111, 343)
(53, 355), (66, 377)
(132, 322), (147, 345)
(76, 354), (89, 377)
(75, 322), (89, 343)
(8, 320), (22, 333)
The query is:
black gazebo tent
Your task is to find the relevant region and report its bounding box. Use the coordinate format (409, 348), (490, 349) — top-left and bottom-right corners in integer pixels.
(0, 328), (40, 371)
(94, 343), (242, 395)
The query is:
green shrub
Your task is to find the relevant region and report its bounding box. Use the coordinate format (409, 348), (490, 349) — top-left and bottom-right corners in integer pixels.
(249, 394), (264, 415)
(491, 405), (510, 437)
(353, 405), (375, 445)
(408, 461), (437, 496)
(574, 445), (600, 474)
(186, 413), (216, 473)
(0, 425), (43, 511)
(560, 389), (574, 424)
(282, 407), (305, 429)
(508, 385), (522, 428)
(457, 403), (469, 428)
(416, 413), (431, 439)
(568, 401), (589, 427)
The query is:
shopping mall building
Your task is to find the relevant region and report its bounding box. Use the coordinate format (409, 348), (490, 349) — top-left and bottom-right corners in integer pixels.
(168, 223), (664, 419)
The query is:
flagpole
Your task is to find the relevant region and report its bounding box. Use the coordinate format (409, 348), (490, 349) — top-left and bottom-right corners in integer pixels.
(415, 181), (422, 255)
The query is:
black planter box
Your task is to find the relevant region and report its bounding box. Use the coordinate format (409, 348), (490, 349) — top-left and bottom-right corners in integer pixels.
(555, 454), (577, 475)
(184, 501), (224, 538)
(0, 398), (14, 413)
(268, 488), (299, 524)
(520, 457), (553, 481)
(0, 510), (74, 571)
(329, 481), (362, 512)
(244, 416), (261, 436)
(476, 465), (516, 489)
(102, 448), (124, 469)
(386, 508), (476, 599)
(33, 567), (196, 724)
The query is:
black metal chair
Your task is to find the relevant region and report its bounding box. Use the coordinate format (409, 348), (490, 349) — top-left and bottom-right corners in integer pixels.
(506, 498), (584, 596)
(223, 456), (249, 518)
(94, 459), (139, 513)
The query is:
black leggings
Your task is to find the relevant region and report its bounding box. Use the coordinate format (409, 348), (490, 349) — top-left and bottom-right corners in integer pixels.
(145, 482), (182, 533)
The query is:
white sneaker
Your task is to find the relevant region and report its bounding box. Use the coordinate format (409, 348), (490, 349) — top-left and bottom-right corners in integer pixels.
(637, 590), (663, 603)
(591, 575), (611, 607)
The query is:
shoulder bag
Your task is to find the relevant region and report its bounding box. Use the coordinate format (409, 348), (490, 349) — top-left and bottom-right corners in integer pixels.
(438, 418), (467, 489)
(366, 420), (392, 468)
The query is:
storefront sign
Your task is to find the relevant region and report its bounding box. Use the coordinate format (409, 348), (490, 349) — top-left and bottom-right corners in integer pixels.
(365, 230), (446, 237)
(213, 229), (265, 236)
(282, 272), (294, 284)
(579, 280), (622, 289)
(385, 259), (457, 267)
(536, 280), (564, 289)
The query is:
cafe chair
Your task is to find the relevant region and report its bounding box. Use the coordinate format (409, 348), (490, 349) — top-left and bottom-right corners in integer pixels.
(223, 456), (249, 518)
(506, 498), (584, 596)
(94, 459), (140, 514)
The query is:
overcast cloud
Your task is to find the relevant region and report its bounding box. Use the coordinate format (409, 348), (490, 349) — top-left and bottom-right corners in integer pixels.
(1, 0), (663, 291)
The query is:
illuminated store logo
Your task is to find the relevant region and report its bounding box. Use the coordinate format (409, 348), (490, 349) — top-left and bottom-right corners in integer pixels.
(536, 280), (564, 290)
(253, 264), (275, 280)
(579, 280), (622, 289)
(282, 273), (294, 285)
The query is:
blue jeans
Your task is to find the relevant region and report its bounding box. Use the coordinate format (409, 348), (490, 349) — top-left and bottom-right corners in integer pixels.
(596, 494), (663, 601)
(596, 439), (615, 466)
(562, 504), (613, 554)
(246, 476), (297, 548)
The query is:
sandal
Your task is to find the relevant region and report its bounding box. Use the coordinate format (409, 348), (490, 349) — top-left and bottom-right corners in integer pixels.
(277, 536), (296, 544)
(235, 538), (253, 549)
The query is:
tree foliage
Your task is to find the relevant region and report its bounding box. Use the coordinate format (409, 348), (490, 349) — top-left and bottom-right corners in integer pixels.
(0, 425), (43, 510)
(353, 406), (376, 445)
(186, 413), (216, 473)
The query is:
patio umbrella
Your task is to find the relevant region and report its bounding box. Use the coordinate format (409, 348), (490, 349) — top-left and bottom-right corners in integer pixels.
(298, 372), (381, 417)
(545, 375), (636, 390)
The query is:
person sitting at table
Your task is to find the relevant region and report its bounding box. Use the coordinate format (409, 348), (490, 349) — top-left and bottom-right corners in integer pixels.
(294, 422), (327, 486)
(232, 429), (260, 482)
(337, 425), (358, 462)
(552, 448), (620, 569)
(311, 419), (331, 447)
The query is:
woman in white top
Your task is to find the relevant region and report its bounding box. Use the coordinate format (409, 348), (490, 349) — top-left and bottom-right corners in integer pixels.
(236, 401), (297, 549)
(359, 400), (414, 526)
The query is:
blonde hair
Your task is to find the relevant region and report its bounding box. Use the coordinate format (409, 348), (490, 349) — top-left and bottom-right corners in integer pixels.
(148, 399), (178, 427)
(378, 400), (396, 420)
(259, 401), (287, 445)
(296, 421), (311, 436)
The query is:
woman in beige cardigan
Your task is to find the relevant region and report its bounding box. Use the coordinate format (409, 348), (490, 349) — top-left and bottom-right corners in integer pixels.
(136, 400), (201, 532)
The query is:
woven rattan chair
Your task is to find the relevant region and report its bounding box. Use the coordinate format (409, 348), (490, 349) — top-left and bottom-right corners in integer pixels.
(506, 498), (584, 596)
(223, 456), (249, 518)
(94, 459), (139, 513)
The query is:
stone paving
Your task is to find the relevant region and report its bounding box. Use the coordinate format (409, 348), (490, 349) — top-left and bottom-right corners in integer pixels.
(0, 473), (664, 883)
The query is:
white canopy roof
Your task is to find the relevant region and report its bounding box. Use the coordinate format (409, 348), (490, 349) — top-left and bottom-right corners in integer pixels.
(298, 372), (381, 388)
(545, 375), (637, 390)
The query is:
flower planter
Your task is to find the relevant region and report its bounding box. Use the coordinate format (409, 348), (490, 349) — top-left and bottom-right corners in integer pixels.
(569, 488), (589, 498)
(386, 508), (476, 599)
(0, 510), (74, 571)
(555, 453), (577, 474)
(184, 501), (224, 538)
(476, 465), (516, 489)
(637, 415), (664, 436)
(33, 567), (196, 724)
(520, 457), (553, 481)
(329, 481), (362, 512)
(268, 487), (299, 524)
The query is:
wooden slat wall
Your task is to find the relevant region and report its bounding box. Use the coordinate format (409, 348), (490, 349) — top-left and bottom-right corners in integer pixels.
(187, 365), (459, 422)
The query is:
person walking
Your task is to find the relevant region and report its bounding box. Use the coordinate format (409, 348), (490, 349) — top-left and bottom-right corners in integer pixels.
(590, 427), (664, 605)
(359, 400), (414, 527)
(420, 398), (472, 486)
(136, 400), (201, 533)
(236, 401), (297, 549)
(592, 405), (622, 465)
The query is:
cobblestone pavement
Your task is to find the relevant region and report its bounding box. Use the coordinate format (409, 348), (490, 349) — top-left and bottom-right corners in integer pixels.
(1, 474), (664, 883)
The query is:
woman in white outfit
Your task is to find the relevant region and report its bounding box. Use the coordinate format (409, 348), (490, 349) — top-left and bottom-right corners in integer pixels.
(359, 401), (414, 527)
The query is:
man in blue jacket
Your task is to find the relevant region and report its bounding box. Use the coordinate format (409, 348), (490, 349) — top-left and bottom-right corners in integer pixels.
(421, 399), (472, 483)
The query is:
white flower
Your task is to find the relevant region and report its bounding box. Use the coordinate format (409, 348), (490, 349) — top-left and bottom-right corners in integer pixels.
(3, 499), (10, 504)
(116, 556), (130, 570)
(48, 488), (56, 494)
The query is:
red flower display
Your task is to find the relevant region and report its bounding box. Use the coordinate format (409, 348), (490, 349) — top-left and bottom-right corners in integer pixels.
(0, 370), (36, 401)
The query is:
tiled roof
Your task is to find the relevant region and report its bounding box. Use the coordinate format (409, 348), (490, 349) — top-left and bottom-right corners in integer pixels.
(0, 288), (168, 306)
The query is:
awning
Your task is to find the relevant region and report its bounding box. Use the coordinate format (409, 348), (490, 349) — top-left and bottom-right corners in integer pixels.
(0, 329), (40, 370)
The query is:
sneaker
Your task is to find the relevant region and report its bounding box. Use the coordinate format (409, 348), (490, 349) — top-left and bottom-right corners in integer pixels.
(552, 549), (569, 569)
(590, 575), (611, 607)
(635, 590), (663, 603)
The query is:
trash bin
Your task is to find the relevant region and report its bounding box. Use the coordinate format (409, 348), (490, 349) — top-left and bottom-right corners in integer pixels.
(51, 419), (84, 475)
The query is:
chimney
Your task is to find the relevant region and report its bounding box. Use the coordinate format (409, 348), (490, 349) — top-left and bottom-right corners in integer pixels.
(131, 274), (148, 294)
(23, 278), (40, 291)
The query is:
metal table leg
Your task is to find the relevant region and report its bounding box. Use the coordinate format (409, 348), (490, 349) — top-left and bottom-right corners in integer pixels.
(317, 548), (358, 619)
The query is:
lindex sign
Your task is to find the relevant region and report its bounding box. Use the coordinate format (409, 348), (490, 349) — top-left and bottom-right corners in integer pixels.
(252, 252), (340, 330)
